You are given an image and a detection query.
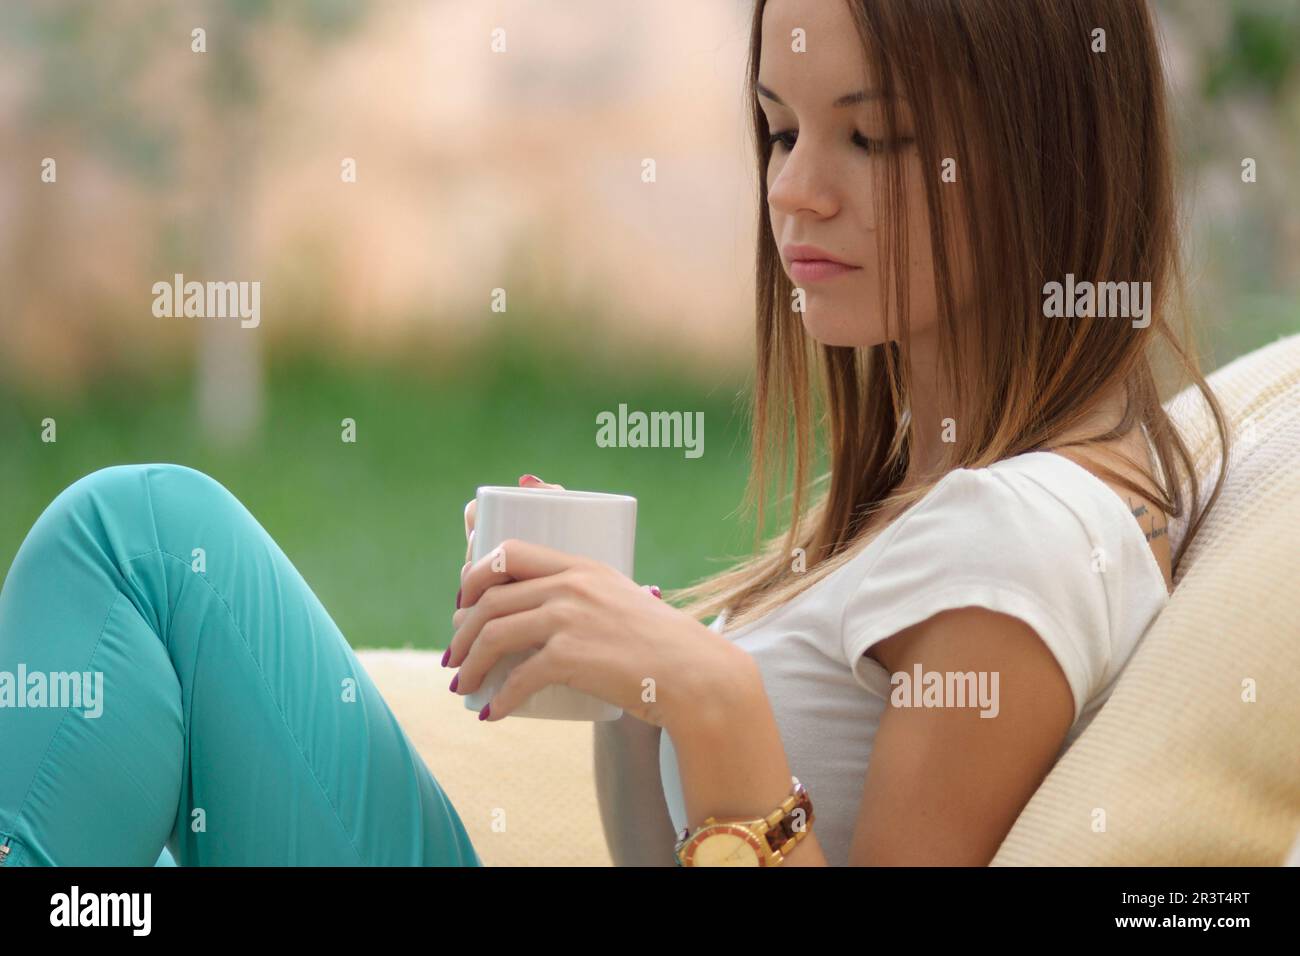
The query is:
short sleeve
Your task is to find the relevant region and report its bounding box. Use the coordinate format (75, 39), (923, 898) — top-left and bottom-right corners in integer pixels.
(840, 465), (1114, 725)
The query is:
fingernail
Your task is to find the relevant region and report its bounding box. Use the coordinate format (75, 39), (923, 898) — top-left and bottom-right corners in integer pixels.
(519, 474), (541, 485)
(441, 647), (451, 667)
(449, 673), (459, 692)
(649, 585), (662, 599)
(455, 587), (462, 609)
(478, 703), (491, 720)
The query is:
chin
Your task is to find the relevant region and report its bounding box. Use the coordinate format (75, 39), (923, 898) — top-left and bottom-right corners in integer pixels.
(798, 309), (888, 349)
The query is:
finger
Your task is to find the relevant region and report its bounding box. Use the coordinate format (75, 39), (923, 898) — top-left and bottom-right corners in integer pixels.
(460, 538), (587, 609)
(451, 604), (560, 698)
(464, 499), (477, 539)
(519, 474), (565, 491)
(477, 641), (573, 722)
(448, 575), (558, 667)
(464, 528), (475, 565)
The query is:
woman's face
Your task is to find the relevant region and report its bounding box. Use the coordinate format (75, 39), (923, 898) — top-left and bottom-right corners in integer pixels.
(759, 0), (943, 349)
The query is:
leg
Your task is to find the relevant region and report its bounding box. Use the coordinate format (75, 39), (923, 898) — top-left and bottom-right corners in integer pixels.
(0, 463), (480, 866)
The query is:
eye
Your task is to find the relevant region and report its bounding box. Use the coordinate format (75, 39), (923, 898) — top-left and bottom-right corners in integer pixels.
(766, 129), (899, 154)
(852, 131), (887, 153)
(767, 129), (797, 152)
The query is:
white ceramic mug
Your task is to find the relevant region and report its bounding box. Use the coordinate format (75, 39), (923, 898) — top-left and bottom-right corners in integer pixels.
(461, 485), (637, 721)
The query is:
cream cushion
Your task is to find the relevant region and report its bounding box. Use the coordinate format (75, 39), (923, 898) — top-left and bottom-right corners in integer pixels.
(993, 332), (1300, 865)
(361, 333), (1300, 867)
(354, 648), (614, 866)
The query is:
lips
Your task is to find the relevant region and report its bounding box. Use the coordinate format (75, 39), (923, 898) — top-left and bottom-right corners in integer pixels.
(782, 243), (861, 282)
(782, 243), (856, 266)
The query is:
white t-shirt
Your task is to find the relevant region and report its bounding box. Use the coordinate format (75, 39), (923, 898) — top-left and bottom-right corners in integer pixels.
(659, 449), (1177, 867)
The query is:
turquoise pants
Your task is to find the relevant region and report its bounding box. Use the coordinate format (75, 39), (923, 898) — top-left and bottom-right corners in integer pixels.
(0, 464), (481, 866)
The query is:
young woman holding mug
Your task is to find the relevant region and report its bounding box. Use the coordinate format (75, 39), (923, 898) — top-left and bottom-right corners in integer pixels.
(0, 0), (1226, 867)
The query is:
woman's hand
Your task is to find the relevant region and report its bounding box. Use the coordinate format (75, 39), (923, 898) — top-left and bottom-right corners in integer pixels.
(449, 474), (753, 730)
(462, 473), (555, 565)
(460, 474), (566, 605)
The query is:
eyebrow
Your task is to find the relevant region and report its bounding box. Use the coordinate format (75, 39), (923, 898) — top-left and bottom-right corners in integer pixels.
(755, 81), (877, 108)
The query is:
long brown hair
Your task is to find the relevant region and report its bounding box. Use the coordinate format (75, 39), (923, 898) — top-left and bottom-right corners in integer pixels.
(672, 0), (1230, 631)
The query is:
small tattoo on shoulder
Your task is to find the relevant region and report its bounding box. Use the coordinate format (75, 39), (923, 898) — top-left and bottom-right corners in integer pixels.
(1129, 496), (1166, 542)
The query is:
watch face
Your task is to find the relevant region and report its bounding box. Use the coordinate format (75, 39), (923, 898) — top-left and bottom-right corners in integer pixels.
(686, 825), (763, 866)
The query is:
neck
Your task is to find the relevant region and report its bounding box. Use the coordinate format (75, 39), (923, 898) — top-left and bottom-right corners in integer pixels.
(896, 327), (947, 492)
(895, 330), (1131, 494)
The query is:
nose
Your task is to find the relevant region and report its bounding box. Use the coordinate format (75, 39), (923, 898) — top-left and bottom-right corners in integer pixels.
(767, 137), (840, 220)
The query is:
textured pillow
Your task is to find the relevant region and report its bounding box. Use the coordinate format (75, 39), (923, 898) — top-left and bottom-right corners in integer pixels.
(992, 334), (1300, 865)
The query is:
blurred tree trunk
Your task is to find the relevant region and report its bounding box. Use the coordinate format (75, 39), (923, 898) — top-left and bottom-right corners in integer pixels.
(195, 8), (263, 447)
(196, 114), (262, 447)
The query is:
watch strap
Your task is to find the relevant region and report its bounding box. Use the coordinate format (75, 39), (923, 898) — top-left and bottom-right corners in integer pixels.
(674, 775), (814, 865)
(759, 776), (814, 859)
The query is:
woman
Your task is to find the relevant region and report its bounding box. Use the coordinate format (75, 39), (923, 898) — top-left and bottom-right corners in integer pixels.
(0, 0), (1227, 867)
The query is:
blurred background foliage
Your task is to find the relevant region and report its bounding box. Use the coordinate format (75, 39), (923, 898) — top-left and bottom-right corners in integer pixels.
(1, 0), (1296, 649)
(0, 315), (765, 648)
(1200, 0), (1300, 99)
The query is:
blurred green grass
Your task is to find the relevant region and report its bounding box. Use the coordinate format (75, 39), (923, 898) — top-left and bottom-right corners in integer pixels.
(7, 306), (1288, 655)
(0, 325), (785, 651)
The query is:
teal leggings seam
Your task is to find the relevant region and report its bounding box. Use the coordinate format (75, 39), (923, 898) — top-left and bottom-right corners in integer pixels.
(127, 546), (366, 865)
(139, 461), (364, 861)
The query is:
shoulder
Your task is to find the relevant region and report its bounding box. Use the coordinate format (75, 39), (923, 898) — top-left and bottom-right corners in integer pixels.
(843, 452), (1123, 630)
(841, 452), (1137, 723)
(867, 452), (1127, 584)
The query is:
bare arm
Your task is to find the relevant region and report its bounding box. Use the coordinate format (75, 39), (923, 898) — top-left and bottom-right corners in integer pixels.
(593, 712), (679, 866)
(849, 606), (1075, 865)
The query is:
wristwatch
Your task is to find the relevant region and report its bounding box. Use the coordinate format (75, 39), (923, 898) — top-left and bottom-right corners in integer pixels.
(673, 776), (814, 866)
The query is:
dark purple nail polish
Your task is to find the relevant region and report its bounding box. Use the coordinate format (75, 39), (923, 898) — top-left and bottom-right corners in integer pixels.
(441, 647), (451, 667)
(649, 585), (662, 599)
(449, 673), (459, 692)
(455, 587), (462, 609)
(478, 703), (491, 721)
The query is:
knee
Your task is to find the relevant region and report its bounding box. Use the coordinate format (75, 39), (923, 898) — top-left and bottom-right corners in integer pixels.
(10, 464), (234, 584)
(44, 464), (240, 543)
(55, 463), (226, 513)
